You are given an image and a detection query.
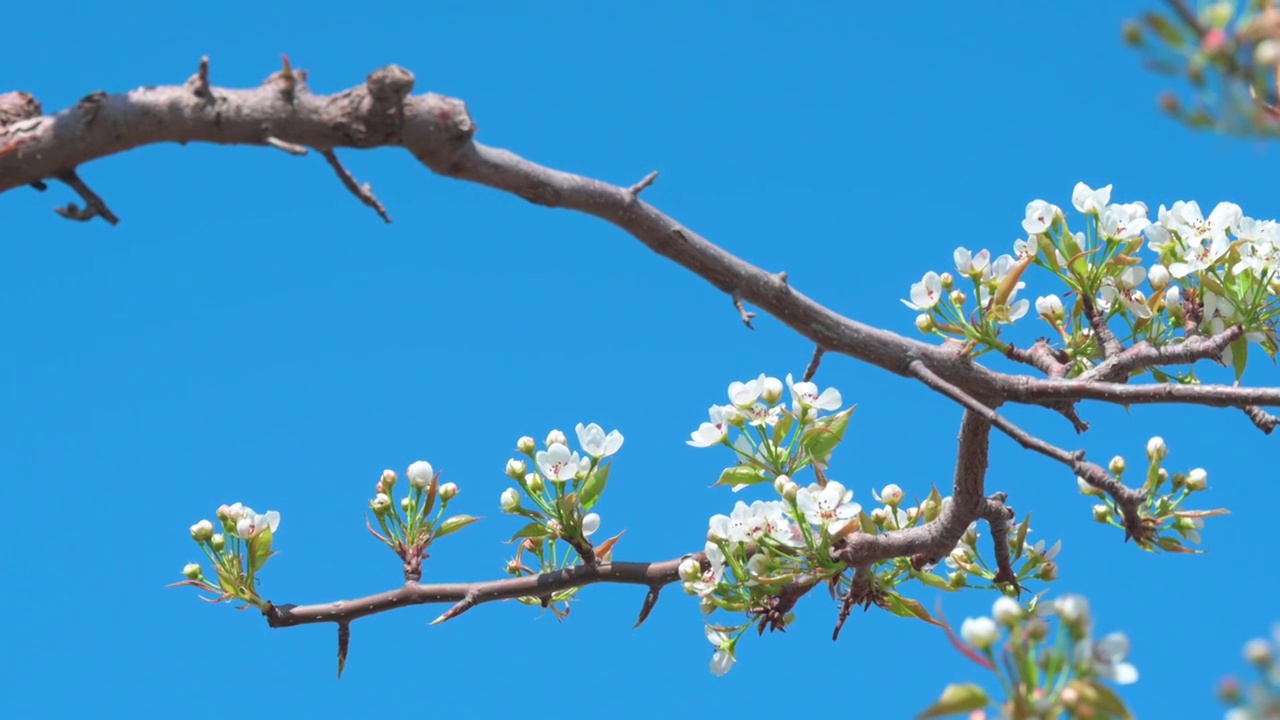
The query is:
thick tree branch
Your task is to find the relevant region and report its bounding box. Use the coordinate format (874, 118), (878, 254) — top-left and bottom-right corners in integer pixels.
(5, 64), (1280, 424)
(264, 555), (690, 628)
(1077, 326), (1242, 383)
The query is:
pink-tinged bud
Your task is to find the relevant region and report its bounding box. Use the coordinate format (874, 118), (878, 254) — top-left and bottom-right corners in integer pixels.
(878, 484), (904, 506)
(439, 482), (459, 502)
(369, 493), (392, 515)
(380, 469), (397, 488)
(190, 519), (214, 542)
(1201, 27), (1228, 55)
(516, 436), (536, 454)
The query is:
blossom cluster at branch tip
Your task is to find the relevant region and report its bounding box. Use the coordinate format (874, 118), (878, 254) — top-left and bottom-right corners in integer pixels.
(902, 181), (1280, 379)
(175, 502), (284, 610)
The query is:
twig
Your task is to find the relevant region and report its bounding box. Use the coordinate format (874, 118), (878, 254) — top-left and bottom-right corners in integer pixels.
(732, 293), (756, 329)
(53, 170), (118, 225)
(1080, 293), (1123, 359)
(187, 56), (211, 97)
(802, 346), (826, 383)
(321, 148), (392, 223)
(981, 494), (1019, 594)
(265, 135), (308, 156)
(627, 170), (658, 196)
(1243, 405), (1280, 434)
(1078, 326), (1242, 383)
(267, 555), (692, 628)
(1004, 339), (1070, 379)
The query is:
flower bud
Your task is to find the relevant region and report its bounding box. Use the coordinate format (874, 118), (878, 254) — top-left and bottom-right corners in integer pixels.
(1060, 686), (1080, 709)
(700, 597), (717, 616)
(1146, 436), (1167, 462)
(190, 519), (214, 542)
(1035, 294), (1064, 321)
(961, 523), (978, 547)
(1093, 504), (1112, 523)
(678, 557), (702, 583)
(401, 497), (411, 511)
(182, 562), (203, 580)
(1217, 675), (1242, 704)
(950, 546), (972, 565)
(545, 429), (567, 447)
(1108, 456), (1125, 475)
(525, 473), (544, 494)
(1259, 39), (1280, 66)
(762, 377), (784, 404)
(949, 289), (967, 306)
(879, 484), (904, 507)
(960, 616), (999, 649)
(370, 493), (392, 515)
(210, 533), (226, 551)
(1186, 467), (1207, 491)
(505, 458), (527, 479)
(939, 272), (954, 290)
(773, 475), (790, 494)
(921, 497), (940, 522)
(948, 570), (967, 589)
(1077, 476), (1102, 497)
(500, 487), (521, 512)
(1244, 638), (1273, 667)
(1164, 286), (1182, 315)
(517, 436), (536, 454)
(1148, 264), (1170, 290)
(870, 508), (886, 527)
(439, 482), (459, 502)
(915, 314), (934, 333)
(1054, 594), (1090, 630)
(781, 480), (799, 502)
(380, 469), (397, 489)
(407, 460), (435, 489)
(1037, 562), (1058, 581)
(992, 596), (1022, 627)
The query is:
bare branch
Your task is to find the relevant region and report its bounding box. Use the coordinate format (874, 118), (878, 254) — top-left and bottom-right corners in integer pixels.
(53, 170), (118, 225)
(265, 135), (308, 156)
(802, 346), (826, 383)
(321, 148), (392, 223)
(265, 555), (690, 628)
(732, 293), (756, 329)
(1244, 405), (1280, 434)
(627, 170), (658, 196)
(1078, 326), (1242, 383)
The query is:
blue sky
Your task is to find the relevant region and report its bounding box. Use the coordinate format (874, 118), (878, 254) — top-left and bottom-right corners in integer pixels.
(2, 1), (1276, 717)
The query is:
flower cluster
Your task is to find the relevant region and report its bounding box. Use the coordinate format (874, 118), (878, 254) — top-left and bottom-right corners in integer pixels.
(1081, 436), (1227, 553)
(498, 423), (625, 618)
(683, 375), (1059, 676)
(1218, 624), (1280, 719)
(365, 460), (479, 558)
(922, 594), (1139, 719)
(905, 182), (1280, 381)
(173, 503), (282, 610)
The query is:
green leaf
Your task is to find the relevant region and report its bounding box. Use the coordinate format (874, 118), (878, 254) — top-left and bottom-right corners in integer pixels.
(249, 526), (274, 573)
(435, 514), (482, 539)
(578, 462), (611, 511)
(911, 570), (957, 592)
(771, 411), (794, 446)
(1230, 334), (1248, 383)
(800, 407), (854, 461)
(715, 465), (770, 488)
(916, 683), (990, 719)
(1012, 513), (1031, 561)
(1082, 679), (1134, 719)
(883, 592), (943, 626)
(508, 521), (548, 543)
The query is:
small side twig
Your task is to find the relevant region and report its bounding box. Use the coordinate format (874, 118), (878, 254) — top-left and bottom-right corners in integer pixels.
(633, 585), (662, 628)
(627, 170), (659, 196)
(53, 169), (118, 225)
(187, 56), (211, 97)
(981, 494), (1019, 594)
(321, 148), (392, 223)
(1243, 404), (1280, 434)
(430, 588), (480, 626)
(732, 293), (756, 329)
(802, 346), (826, 383)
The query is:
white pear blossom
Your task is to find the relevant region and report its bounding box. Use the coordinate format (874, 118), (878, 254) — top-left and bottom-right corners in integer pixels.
(785, 373), (842, 413)
(688, 541), (726, 596)
(1025, 539), (1062, 563)
(535, 443), (580, 482)
(902, 270), (944, 311)
(992, 596), (1023, 626)
(1100, 203), (1150, 239)
(1023, 200), (1062, 234)
(727, 374), (767, 407)
(1098, 265), (1151, 319)
(706, 626), (736, 676)
(1054, 594), (1091, 629)
(1035, 294), (1064, 321)
(954, 247), (991, 277)
(1077, 632), (1139, 685)
(407, 460), (435, 489)
(1072, 182), (1113, 214)
(1013, 236), (1038, 261)
(688, 405), (733, 448)
(742, 401), (782, 427)
(235, 508), (281, 539)
(575, 422), (624, 459)
(795, 481), (861, 533)
(960, 616), (1000, 649)
(1147, 264), (1170, 290)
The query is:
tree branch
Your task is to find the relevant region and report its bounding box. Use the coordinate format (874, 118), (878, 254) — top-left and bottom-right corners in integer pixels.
(5, 63), (1279, 426)
(264, 555), (690, 628)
